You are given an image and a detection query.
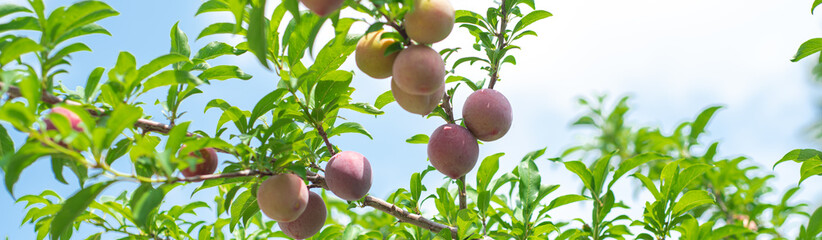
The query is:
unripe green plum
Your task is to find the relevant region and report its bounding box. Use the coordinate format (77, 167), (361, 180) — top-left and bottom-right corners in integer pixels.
(462, 89), (513, 141)
(325, 151), (372, 201)
(391, 78), (444, 116)
(44, 107), (83, 132)
(181, 147), (218, 178)
(392, 45), (445, 95)
(356, 30), (399, 79)
(404, 0), (455, 44)
(278, 191), (327, 239)
(427, 124), (479, 179)
(257, 174), (309, 222)
(299, 0), (344, 17)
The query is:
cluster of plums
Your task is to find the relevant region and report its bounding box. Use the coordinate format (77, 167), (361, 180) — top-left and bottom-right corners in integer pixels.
(256, 151), (372, 239)
(354, 0), (513, 179)
(42, 107), (374, 239)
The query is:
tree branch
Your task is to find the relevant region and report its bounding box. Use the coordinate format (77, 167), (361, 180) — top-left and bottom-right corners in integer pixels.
(441, 92), (456, 124)
(458, 176), (467, 209)
(0, 82), (455, 238)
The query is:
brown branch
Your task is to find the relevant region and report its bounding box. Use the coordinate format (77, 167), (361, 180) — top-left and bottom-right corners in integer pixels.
(364, 195), (458, 238)
(441, 93), (455, 124)
(315, 124), (337, 156)
(488, 0), (509, 90)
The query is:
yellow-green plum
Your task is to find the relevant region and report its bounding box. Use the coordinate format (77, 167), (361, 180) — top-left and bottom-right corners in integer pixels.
(325, 151), (372, 201)
(462, 89), (513, 141)
(392, 45), (445, 95)
(299, 0), (344, 17)
(427, 124), (479, 179)
(181, 147), (218, 178)
(391, 78), (444, 116)
(278, 191), (327, 239)
(257, 174), (309, 222)
(404, 0), (455, 44)
(356, 30), (399, 79)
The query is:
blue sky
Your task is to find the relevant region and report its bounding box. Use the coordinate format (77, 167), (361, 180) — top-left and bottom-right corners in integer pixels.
(2, 0), (822, 239)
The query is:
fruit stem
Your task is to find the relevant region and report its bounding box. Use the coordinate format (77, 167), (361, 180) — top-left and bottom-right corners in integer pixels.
(458, 176), (467, 209)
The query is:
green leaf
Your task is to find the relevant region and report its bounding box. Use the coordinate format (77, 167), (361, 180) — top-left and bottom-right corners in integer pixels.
(142, 70), (203, 92)
(329, 122), (372, 139)
(672, 190), (714, 216)
(193, 41), (246, 60)
(610, 153), (668, 189)
(406, 134), (429, 144)
(196, 0), (230, 15)
(688, 106), (721, 145)
(0, 4), (31, 19)
(477, 153), (503, 191)
(102, 105), (142, 149)
(54, 23), (111, 45)
(46, 42), (91, 67)
(633, 172), (661, 200)
(669, 164), (711, 197)
(518, 159), (541, 220)
(50, 181), (114, 240)
(799, 156), (822, 184)
(544, 194), (589, 211)
(137, 53), (190, 80)
(342, 102), (384, 115)
(198, 65), (252, 81)
(805, 205), (822, 239)
(247, 0), (269, 68)
(130, 185), (165, 230)
(197, 22), (245, 40)
(793, 38), (822, 62)
(53, 1), (118, 41)
(814, 0), (822, 14)
(374, 90), (394, 109)
(0, 37), (42, 65)
(513, 10), (552, 33)
(3, 142), (55, 197)
(564, 161), (595, 193)
(248, 89), (286, 126)
(170, 22), (191, 63)
(0, 16), (38, 33)
(774, 149), (822, 168)
(0, 124), (12, 156)
(83, 67), (105, 102)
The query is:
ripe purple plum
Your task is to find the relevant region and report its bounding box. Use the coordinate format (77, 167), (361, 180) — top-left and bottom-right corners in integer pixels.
(392, 45), (445, 95)
(181, 147), (218, 178)
(326, 151), (372, 201)
(427, 124), (479, 179)
(404, 0), (455, 44)
(391, 78), (444, 116)
(257, 174), (309, 222)
(462, 89), (513, 141)
(278, 191), (327, 239)
(356, 30), (399, 79)
(299, 0), (345, 17)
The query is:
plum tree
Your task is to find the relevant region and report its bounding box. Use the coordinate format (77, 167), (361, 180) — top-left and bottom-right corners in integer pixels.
(391, 78), (444, 115)
(256, 174), (309, 222)
(404, 0), (455, 44)
(392, 45), (445, 95)
(278, 191), (327, 239)
(44, 107), (83, 132)
(355, 30), (399, 79)
(462, 89), (513, 141)
(180, 147), (218, 178)
(298, 0), (344, 17)
(427, 124), (479, 179)
(325, 151), (372, 201)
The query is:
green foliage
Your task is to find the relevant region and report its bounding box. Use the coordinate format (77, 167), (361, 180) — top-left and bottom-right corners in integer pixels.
(0, 0), (819, 240)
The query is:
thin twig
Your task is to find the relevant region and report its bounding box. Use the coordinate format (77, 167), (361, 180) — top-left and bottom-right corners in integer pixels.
(458, 176), (467, 209)
(488, 0), (509, 90)
(441, 93), (456, 124)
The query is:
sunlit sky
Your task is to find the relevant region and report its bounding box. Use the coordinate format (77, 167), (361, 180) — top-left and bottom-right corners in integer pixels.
(2, 0), (822, 238)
